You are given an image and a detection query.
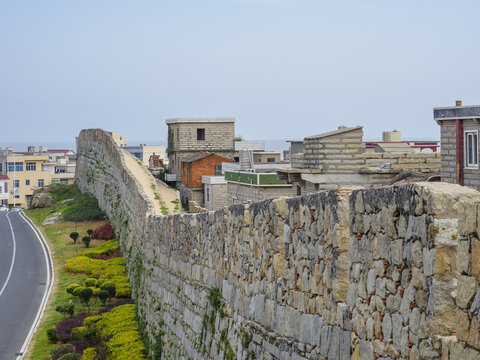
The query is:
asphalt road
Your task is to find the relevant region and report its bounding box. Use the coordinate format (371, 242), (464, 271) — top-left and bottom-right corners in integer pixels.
(0, 210), (51, 360)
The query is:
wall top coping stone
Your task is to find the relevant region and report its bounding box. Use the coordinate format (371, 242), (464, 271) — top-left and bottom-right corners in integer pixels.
(304, 125), (363, 140)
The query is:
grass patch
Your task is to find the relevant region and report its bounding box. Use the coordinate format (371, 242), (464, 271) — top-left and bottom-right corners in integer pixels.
(47, 184), (104, 222)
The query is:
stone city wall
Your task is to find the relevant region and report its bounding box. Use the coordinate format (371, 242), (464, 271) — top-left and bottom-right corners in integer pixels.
(76, 129), (480, 359)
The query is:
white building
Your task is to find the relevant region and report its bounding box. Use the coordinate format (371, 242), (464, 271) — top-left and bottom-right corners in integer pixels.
(42, 149), (76, 185)
(0, 175), (9, 205)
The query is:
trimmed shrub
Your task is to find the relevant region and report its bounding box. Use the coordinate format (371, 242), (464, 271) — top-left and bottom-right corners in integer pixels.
(79, 288), (93, 310)
(81, 347), (96, 360)
(81, 240), (119, 259)
(82, 236), (91, 248)
(71, 327), (84, 341)
(92, 223), (115, 240)
(51, 345), (75, 360)
(83, 278), (97, 288)
(66, 284), (81, 295)
(81, 304), (146, 360)
(47, 328), (59, 344)
(56, 302), (75, 319)
(69, 232), (79, 244)
(51, 343), (75, 360)
(98, 290), (109, 306)
(104, 284), (116, 302)
(72, 286), (84, 297)
(65, 257), (131, 298)
(58, 353), (81, 360)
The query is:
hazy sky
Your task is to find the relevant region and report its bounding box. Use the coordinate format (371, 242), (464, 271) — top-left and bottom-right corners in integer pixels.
(1, 0), (479, 144)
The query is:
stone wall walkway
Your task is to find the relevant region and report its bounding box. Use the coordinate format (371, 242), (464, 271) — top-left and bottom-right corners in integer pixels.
(120, 149), (178, 215)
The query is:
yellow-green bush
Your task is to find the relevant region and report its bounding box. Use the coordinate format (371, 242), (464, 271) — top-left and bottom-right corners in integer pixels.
(81, 240), (119, 258)
(81, 347), (96, 360)
(65, 256), (131, 297)
(80, 305), (146, 360)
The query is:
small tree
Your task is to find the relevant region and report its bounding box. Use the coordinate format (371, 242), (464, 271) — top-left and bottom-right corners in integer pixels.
(82, 236), (91, 248)
(98, 290), (109, 306)
(104, 284), (116, 302)
(79, 287), (94, 312)
(55, 301), (75, 319)
(87, 229), (93, 237)
(69, 232), (79, 244)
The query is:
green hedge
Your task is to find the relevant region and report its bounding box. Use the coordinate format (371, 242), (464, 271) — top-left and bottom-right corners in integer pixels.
(65, 256), (131, 298)
(81, 240), (119, 258)
(79, 304), (146, 360)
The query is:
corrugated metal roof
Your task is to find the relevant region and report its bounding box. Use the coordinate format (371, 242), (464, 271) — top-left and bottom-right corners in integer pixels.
(181, 152), (213, 163)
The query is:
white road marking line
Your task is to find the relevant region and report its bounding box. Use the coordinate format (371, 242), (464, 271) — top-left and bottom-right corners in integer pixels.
(0, 213), (17, 298)
(15, 211), (53, 360)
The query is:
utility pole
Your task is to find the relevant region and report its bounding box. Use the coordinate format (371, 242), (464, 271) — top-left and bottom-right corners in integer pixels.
(13, 152), (16, 208)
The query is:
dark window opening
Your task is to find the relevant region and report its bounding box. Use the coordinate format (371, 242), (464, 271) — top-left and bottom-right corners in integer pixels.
(197, 128), (205, 141)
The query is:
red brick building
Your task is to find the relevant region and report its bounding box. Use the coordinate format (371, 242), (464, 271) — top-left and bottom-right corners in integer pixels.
(181, 152), (233, 188)
(179, 152), (233, 206)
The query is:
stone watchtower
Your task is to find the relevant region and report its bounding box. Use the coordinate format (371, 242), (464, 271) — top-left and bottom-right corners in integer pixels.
(165, 118), (235, 183)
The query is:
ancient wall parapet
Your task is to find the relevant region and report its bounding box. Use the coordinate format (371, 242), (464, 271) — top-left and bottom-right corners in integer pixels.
(76, 129), (480, 359)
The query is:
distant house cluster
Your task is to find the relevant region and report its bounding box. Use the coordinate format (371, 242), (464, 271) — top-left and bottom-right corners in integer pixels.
(104, 99), (480, 212)
(0, 146), (76, 208)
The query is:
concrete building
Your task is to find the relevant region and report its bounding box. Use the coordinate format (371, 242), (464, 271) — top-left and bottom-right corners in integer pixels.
(0, 175), (9, 205)
(364, 130), (439, 154)
(124, 144), (166, 167)
(108, 132), (127, 147)
(434, 100), (480, 190)
(284, 140), (304, 161)
(179, 152), (233, 206)
(0, 147), (52, 208)
(165, 118), (235, 183)
(277, 126), (441, 196)
(202, 175), (229, 211)
(42, 149), (76, 185)
(225, 170), (292, 204)
(234, 141), (265, 161)
(253, 151), (282, 164)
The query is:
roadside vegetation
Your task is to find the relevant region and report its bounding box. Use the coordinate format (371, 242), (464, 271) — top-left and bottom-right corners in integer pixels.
(25, 184), (145, 360)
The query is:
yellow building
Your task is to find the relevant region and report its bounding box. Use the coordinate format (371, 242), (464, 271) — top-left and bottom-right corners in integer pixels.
(0, 151), (52, 208)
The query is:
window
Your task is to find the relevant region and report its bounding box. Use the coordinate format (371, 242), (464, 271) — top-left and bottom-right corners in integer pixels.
(26, 179), (30, 186)
(206, 188), (210, 202)
(267, 158), (275, 163)
(26, 162), (36, 171)
(465, 131), (479, 168)
(0, 163), (2, 173)
(7, 162), (23, 172)
(13, 180), (19, 188)
(38, 179), (44, 188)
(215, 165), (222, 175)
(197, 128), (205, 141)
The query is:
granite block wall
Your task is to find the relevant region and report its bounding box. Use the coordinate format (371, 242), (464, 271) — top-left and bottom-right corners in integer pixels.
(76, 129), (480, 360)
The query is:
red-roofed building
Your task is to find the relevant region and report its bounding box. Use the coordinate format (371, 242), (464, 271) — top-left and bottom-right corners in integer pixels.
(179, 152), (233, 206)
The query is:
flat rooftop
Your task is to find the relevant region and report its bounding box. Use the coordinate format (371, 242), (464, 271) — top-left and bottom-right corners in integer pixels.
(434, 103), (480, 121)
(165, 117), (235, 125)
